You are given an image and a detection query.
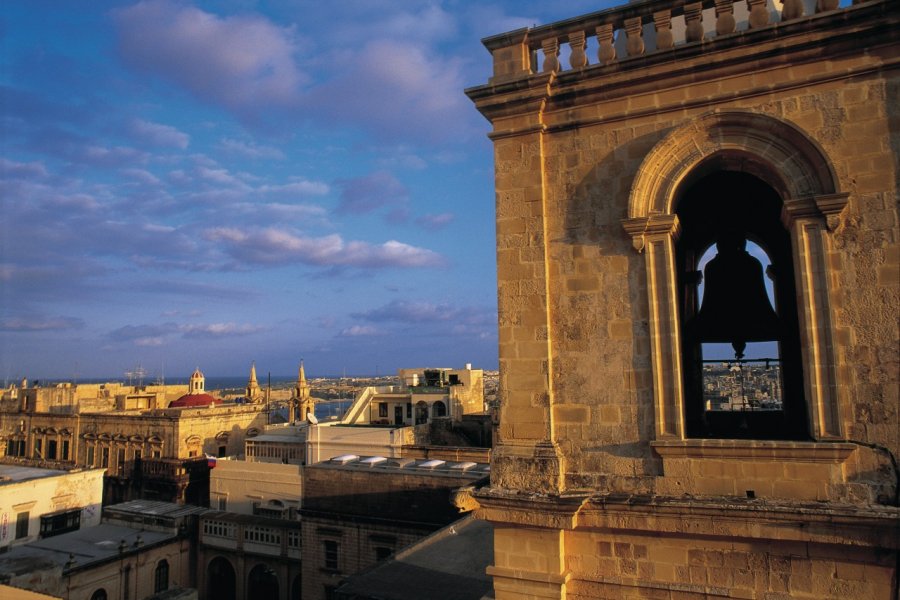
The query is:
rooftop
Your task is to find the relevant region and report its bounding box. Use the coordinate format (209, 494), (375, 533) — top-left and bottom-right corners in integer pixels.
(0, 463), (78, 485)
(311, 454), (490, 479)
(335, 514), (494, 600)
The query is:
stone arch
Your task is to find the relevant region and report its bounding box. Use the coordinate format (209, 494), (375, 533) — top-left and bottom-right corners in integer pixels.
(206, 556), (237, 600)
(622, 109), (848, 441)
(627, 109), (841, 224)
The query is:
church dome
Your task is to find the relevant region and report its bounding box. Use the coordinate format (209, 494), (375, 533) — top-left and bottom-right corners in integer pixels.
(169, 367), (221, 407)
(168, 393), (221, 408)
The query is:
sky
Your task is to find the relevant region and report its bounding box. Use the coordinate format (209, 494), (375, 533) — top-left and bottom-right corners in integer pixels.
(1, 0), (625, 380)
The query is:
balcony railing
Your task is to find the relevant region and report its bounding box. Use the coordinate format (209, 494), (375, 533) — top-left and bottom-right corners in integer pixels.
(484, 0), (870, 81)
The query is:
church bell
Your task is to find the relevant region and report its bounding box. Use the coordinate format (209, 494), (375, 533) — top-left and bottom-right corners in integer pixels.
(691, 233), (780, 359)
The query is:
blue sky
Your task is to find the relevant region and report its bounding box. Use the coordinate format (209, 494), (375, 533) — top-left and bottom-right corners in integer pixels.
(1, 0), (620, 380)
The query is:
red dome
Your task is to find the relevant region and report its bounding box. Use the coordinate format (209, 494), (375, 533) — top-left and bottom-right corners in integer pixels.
(168, 393), (221, 408)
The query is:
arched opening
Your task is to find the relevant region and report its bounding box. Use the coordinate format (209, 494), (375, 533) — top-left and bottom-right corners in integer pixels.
(675, 170), (807, 440)
(154, 559), (169, 593)
(247, 563), (279, 600)
(432, 401), (447, 418)
(207, 556), (236, 600)
(291, 573), (302, 600)
(90, 589), (107, 600)
(415, 401), (429, 425)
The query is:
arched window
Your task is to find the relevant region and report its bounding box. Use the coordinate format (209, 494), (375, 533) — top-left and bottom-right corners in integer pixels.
(414, 402), (429, 425)
(154, 559), (169, 593)
(675, 170), (806, 440)
(90, 589), (107, 600)
(432, 401), (447, 418)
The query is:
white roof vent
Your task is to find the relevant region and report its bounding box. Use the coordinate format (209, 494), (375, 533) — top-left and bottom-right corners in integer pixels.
(450, 462), (478, 471)
(418, 459), (446, 469)
(331, 454), (360, 464)
(359, 456), (387, 466)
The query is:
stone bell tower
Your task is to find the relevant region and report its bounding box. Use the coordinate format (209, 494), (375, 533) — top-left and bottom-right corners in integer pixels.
(292, 360), (313, 423)
(467, 0), (899, 598)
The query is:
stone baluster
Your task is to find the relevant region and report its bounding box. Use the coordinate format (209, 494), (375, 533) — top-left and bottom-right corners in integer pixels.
(817, 0), (839, 11)
(542, 38), (560, 73)
(747, 0), (770, 28)
(654, 11), (674, 50)
(781, 0), (804, 20)
(684, 3), (705, 43)
(596, 24), (616, 64)
(624, 17), (645, 57)
(715, 0), (736, 35)
(569, 31), (588, 69)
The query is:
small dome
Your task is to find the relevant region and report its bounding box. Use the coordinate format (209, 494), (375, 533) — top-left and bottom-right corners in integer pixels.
(169, 393), (221, 408)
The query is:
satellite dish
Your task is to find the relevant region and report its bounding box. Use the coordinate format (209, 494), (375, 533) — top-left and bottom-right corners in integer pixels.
(307, 413), (318, 424)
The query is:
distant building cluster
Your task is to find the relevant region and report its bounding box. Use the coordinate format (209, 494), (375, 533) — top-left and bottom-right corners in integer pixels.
(702, 362), (783, 411)
(0, 362), (493, 600)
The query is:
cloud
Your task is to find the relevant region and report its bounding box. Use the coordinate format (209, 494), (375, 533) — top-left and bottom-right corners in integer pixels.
(307, 38), (471, 142)
(205, 227), (445, 269)
(336, 170), (407, 214)
(354, 300), (496, 329)
(218, 138), (285, 160)
(128, 118), (190, 148)
(416, 212), (454, 229)
(0, 315), (84, 332)
(112, 0), (306, 118)
(108, 321), (266, 345)
(181, 322), (267, 338)
(258, 180), (329, 196)
(0, 158), (48, 179)
(339, 325), (379, 337)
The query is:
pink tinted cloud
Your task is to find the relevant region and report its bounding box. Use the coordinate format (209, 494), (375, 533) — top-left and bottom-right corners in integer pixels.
(204, 227), (445, 269)
(112, 0), (306, 114)
(336, 171), (408, 214)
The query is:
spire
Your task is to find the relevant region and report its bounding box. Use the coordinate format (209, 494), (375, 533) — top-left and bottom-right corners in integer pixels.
(294, 359), (313, 423)
(246, 361), (261, 402)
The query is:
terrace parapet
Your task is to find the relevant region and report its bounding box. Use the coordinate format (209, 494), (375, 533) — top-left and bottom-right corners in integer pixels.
(478, 0), (878, 84)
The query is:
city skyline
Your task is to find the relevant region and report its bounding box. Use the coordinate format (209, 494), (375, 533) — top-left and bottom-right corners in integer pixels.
(1, 0), (620, 379)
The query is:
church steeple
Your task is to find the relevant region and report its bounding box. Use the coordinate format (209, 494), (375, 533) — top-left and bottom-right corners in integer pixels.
(246, 361), (261, 402)
(294, 360), (313, 422)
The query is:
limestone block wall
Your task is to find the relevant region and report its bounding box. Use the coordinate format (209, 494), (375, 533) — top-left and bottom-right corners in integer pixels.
(473, 0), (899, 502)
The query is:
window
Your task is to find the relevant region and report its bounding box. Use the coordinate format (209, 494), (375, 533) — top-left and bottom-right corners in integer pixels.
(218, 445), (226, 457)
(133, 449), (141, 462)
(374, 546), (392, 561)
(33, 438), (42, 458)
(218, 496), (227, 511)
(154, 560), (169, 593)
(378, 403), (388, 418)
(100, 447), (109, 468)
(90, 589), (107, 600)
(39, 509), (80, 538)
(117, 448), (126, 475)
(62, 440), (70, 460)
(86, 445), (95, 466)
(323, 540), (339, 570)
(47, 439), (57, 460)
(287, 530), (301, 548)
(406, 403), (412, 418)
(152, 448), (161, 458)
(15, 511), (29, 539)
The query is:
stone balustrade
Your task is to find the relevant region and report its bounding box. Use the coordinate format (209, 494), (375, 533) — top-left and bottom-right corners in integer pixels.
(485, 0), (872, 81)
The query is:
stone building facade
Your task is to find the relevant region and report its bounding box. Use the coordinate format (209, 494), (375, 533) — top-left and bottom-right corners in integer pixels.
(467, 0), (899, 598)
(0, 376), (268, 505)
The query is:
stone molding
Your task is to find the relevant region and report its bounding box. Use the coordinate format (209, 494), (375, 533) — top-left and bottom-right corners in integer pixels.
(650, 439), (856, 462)
(623, 110), (847, 441)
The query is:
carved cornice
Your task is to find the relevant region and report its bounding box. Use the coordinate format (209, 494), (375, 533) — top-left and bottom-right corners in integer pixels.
(782, 192), (850, 231)
(621, 214), (681, 252)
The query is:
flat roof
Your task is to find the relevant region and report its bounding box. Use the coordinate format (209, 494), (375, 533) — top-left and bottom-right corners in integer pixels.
(104, 500), (208, 520)
(309, 455), (489, 479)
(0, 523), (173, 574)
(0, 464), (72, 485)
